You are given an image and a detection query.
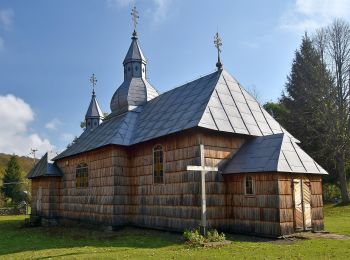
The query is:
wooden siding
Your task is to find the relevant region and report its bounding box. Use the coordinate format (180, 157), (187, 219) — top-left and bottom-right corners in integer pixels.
(31, 177), (61, 218)
(224, 173), (281, 236)
(56, 146), (130, 225)
(30, 128), (325, 237)
(277, 174), (324, 235)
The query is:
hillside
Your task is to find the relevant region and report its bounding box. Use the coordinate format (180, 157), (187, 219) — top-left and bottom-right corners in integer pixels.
(0, 153), (35, 185)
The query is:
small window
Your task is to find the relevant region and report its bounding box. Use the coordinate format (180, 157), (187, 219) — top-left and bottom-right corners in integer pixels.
(245, 176), (254, 195)
(76, 163), (88, 188)
(153, 145), (164, 184)
(135, 66), (138, 71)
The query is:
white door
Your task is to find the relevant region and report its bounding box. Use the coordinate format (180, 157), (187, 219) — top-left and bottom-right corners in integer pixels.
(293, 179), (303, 230)
(293, 178), (312, 231)
(302, 178), (312, 230)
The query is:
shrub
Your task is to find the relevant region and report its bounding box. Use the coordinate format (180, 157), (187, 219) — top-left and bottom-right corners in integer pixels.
(183, 228), (226, 247)
(323, 183), (341, 203)
(206, 229), (225, 242)
(183, 229), (205, 247)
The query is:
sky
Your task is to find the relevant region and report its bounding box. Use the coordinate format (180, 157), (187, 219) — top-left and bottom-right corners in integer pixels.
(1, 0), (350, 157)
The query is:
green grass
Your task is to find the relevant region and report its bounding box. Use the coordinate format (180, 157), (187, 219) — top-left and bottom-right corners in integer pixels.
(0, 205), (349, 259)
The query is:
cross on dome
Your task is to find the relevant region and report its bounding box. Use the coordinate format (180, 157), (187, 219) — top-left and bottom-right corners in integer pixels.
(131, 6), (139, 38)
(214, 31), (223, 70)
(90, 73), (97, 96)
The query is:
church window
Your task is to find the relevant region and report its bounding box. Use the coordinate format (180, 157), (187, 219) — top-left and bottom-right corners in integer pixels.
(76, 163), (89, 188)
(135, 66), (138, 71)
(153, 145), (164, 184)
(128, 66), (131, 71)
(245, 176), (254, 195)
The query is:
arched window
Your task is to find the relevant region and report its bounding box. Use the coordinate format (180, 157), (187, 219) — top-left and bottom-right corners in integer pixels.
(153, 145), (164, 184)
(76, 163), (88, 188)
(245, 176), (254, 195)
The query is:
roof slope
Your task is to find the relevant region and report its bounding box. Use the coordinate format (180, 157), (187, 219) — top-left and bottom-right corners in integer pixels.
(85, 94), (103, 119)
(55, 69), (298, 160)
(27, 152), (63, 179)
(123, 37), (146, 64)
(223, 133), (327, 175)
(199, 70), (297, 141)
(55, 112), (138, 159)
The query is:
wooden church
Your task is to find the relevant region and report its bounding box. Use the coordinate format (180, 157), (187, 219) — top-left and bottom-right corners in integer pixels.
(28, 8), (327, 237)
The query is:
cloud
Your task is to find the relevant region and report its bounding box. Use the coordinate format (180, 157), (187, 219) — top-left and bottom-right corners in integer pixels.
(0, 94), (54, 156)
(0, 8), (14, 31)
(106, 0), (172, 23)
(45, 118), (62, 130)
(106, 0), (133, 8)
(152, 0), (172, 23)
(280, 0), (350, 32)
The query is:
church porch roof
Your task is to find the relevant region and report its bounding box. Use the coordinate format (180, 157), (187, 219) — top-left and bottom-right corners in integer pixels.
(27, 152), (63, 179)
(222, 133), (328, 175)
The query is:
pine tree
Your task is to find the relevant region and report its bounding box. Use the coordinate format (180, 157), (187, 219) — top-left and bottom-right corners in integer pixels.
(281, 33), (334, 166)
(1, 155), (24, 204)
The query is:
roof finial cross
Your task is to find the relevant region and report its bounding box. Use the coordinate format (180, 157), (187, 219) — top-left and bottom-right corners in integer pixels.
(214, 31), (223, 70)
(90, 73), (97, 96)
(131, 6), (139, 38)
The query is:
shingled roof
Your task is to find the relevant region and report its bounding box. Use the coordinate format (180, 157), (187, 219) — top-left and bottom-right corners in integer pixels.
(27, 152), (63, 179)
(55, 69), (298, 160)
(223, 133), (327, 175)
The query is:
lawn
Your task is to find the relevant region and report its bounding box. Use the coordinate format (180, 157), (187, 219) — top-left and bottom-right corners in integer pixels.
(0, 205), (349, 259)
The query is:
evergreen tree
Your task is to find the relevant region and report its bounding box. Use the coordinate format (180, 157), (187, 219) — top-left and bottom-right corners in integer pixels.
(281, 33), (334, 166)
(1, 155), (24, 204)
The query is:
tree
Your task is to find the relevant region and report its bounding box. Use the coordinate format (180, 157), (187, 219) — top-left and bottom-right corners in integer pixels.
(282, 33), (334, 172)
(1, 155), (24, 204)
(313, 19), (350, 203)
(263, 101), (288, 123)
(80, 112), (109, 129)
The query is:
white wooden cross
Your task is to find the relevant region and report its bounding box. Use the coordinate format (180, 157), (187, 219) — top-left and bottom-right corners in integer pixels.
(187, 144), (218, 235)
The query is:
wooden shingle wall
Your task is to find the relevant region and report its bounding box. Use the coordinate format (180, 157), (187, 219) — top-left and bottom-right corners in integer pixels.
(127, 130), (245, 231)
(31, 177), (61, 218)
(224, 173), (281, 236)
(277, 173), (324, 234)
(36, 128), (325, 237)
(56, 146), (130, 225)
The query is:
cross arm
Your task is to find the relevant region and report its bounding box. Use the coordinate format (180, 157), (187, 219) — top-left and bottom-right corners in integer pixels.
(186, 165), (218, 172)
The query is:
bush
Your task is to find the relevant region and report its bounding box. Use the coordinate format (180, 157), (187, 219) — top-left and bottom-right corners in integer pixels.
(183, 228), (226, 247)
(323, 183), (341, 203)
(183, 229), (205, 247)
(206, 229), (225, 242)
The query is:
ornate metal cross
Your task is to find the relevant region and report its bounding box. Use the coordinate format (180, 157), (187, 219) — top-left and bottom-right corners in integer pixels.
(131, 6), (139, 31)
(214, 32), (222, 53)
(214, 32), (223, 70)
(90, 73), (97, 95)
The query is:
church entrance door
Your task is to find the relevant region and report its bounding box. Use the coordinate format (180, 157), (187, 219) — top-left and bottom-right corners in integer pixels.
(293, 177), (312, 231)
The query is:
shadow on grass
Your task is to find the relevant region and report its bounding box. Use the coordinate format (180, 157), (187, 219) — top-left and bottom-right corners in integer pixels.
(0, 216), (285, 257)
(0, 216), (183, 257)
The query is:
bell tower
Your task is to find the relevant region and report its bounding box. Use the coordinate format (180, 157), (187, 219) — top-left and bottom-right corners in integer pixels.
(110, 6), (159, 116)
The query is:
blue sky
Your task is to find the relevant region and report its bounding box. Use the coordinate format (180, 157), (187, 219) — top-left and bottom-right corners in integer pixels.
(1, 0), (350, 156)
